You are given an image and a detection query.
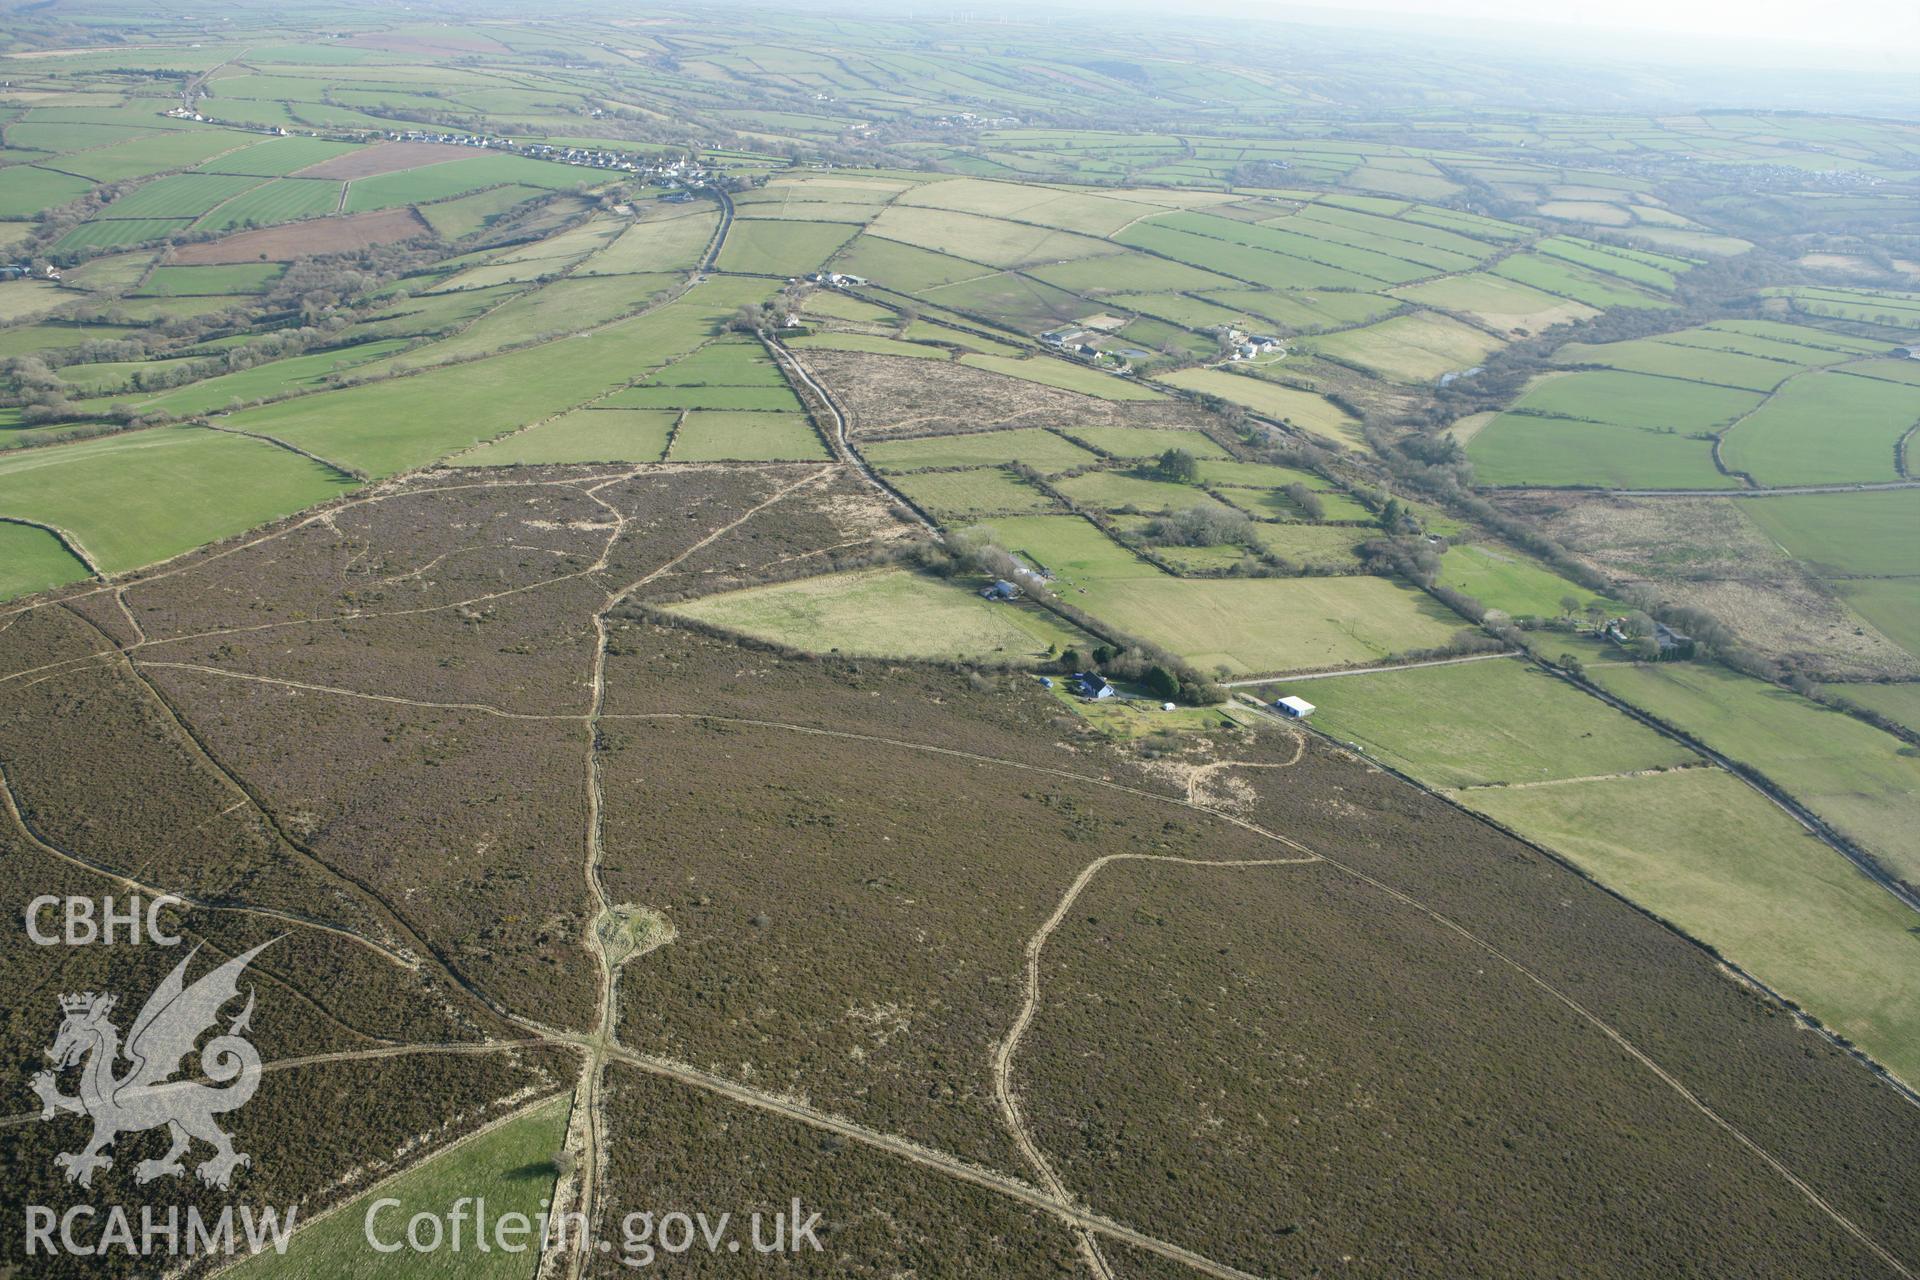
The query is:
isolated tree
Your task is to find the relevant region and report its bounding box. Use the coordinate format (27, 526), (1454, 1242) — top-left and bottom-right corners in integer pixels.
(1284, 482), (1324, 522)
(1559, 594), (1581, 619)
(1154, 447), (1198, 483)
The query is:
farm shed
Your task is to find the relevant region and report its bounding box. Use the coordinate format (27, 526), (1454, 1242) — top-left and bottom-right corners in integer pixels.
(1274, 695), (1316, 718)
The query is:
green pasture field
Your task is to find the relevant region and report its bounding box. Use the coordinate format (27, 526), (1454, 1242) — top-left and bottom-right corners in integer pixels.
(1657, 327), (1861, 366)
(5, 121), (161, 153)
(341, 155), (578, 213)
(1836, 579), (1920, 663)
(228, 287), (763, 476)
(969, 514), (1159, 582)
(1848, 359), (1920, 387)
(1737, 489), (1917, 577)
(1288, 203), (1493, 265)
(53, 217), (194, 251)
(1305, 311), (1505, 383)
(54, 354), (208, 396)
(667, 409), (828, 461)
(1721, 372), (1918, 486)
(972, 514), (1462, 673)
(345, 283), (523, 342)
(1265, 657), (1696, 787)
(0, 164), (101, 216)
(1077, 569), (1467, 674)
(52, 130), (248, 181)
(137, 263), (284, 296)
(1438, 543), (1617, 617)
(714, 218), (857, 275)
(862, 428), (1098, 473)
(1467, 414), (1734, 489)
(1204, 287), (1403, 332)
(1271, 212), (1476, 274)
(0, 520), (91, 601)
(1155, 367), (1363, 447)
(919, 271), (1089, 331)
(1144, 540), (1252, 572)
(1537, 236), (1687, 290)
(902, 318), (1024, 356)
(866, 204), (1121, 268)
(1552, 336), (1798, 392)
(803, 291), (894, 324)
(1491, 254), (1671, 310)
(1146, 209), (1433, 284)
(1250, 521), (1371, 567)
(0, 322), (145, 360)
(1708, 319), (1887, 357)
(1108, 291), (1246, 331)
(649, 338), (786, 386)
(1213, 479), (1367, 521)
(1585, 659), (1920, 884)
(672, 566), (1089, 661)
(431, 253), (594, 292)
(1507, 370), (1760, 431)
(1058, 424), (1226, 458)
(1466, 768), (1920, 1088)
(1828, 681), (1920, 734)
(605, 383), (804, 411)
(462, 407), (675, 465)
(957, 353), (1165, 400)
(1116, 220), (1375, 290)
(828, 234), (986, 290)
(0, 425), (355, 574)
(196, 177), (343, 231)
(106, 295), (247, 322)
(1767, 286), (1920, 325)
(787, 332), (944, 359)
(1194, 459), (1329, 490)
(1053, 469), (1233, 514)
(126, 339), (412, 416)
(100, 172), (263, 219)
(375, 275), (654, 367)
(893, 177), (1160, 236)
(1391, 272), (1595, 330)
(229, 1097), (569, 1280)
(0, 281), (72, 323)
(416, 185), (549, 239)
(579, 209), (717, 274)
(731, 198), (888, 223)
(199, 135), (358, 176)
(1025, 253), (1239, 295)
(889, 467), (1060, 517)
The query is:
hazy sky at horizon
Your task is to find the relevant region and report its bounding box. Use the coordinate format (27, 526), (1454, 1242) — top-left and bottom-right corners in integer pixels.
(1274, 0), (1920, 62)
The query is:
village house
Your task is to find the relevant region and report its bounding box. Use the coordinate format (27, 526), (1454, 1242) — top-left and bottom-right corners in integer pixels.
(1069, 672), (1116, 700)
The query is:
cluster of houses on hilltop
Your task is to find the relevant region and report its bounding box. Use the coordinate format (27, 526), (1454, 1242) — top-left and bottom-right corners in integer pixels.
(934, 112), (1022, 129)
(159, 104), (725, 185)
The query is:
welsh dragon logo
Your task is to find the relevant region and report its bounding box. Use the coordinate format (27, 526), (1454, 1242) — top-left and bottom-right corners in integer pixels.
(31, 939), (275, 1190)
